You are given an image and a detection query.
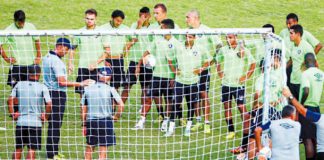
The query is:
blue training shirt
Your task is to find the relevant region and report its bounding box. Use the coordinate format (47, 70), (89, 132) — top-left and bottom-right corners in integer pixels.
(81, 82), (122, 120)
(42, 51), (67, 92)
(306, 110), (324, 152)
(11, 81), (52, 127)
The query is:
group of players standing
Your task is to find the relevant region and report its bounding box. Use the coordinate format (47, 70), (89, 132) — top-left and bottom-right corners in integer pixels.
(1, 3), (324, 160)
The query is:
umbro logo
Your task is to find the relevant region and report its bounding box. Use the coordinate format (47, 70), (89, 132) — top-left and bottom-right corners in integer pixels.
(297, 50), (302, 54)
(314, 73), (323, 81)
(279, 123), (294, 129)
(193, 51), (198, 56)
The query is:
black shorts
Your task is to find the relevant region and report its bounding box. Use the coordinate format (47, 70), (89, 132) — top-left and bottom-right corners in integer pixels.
(299, 106), (320, 139)
(75, 68), (98, 94)
(288, 83), (300, 100)
(7, 65), (29, 87)
(15, 126), (42, 150)
(198, 69), (210, 92)
(221, 85), (245, 105)
(174, 82), (199, 105)
(86, 118), (116, 147)
(150, 77), (174, 99)
(106, 59), (126, 88)
(317, 152), (324, 160)
(126, 61), (153, 87)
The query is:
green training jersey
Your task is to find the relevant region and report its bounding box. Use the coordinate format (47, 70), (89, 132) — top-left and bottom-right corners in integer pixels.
(255, 68), (284, 104)
(287, 39), (315, 84)
(100, 22), (131, 56)
(128, 22), (151, 62)
(216, 45), (255, 87)
(299, 67), (324, 107)
(175, 42), (212, 85)
(73, 26), (105, 68)
(0, 22), (39, 65)
(148, 36), (182, 79)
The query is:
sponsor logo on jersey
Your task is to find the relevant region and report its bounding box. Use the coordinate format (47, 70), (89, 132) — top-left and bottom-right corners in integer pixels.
(279, 123), (294, 129)
(314, 73), (323, 82)
(169, 44), (173, 48)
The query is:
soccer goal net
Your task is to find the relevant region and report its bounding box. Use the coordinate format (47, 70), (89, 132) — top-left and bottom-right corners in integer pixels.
(0, 28), (285, 159)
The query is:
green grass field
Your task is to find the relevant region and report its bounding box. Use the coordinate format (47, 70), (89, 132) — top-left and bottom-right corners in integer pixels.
(0, 0), (323, 159)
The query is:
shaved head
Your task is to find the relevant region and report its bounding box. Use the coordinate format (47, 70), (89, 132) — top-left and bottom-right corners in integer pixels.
(304, 53), (316, 68)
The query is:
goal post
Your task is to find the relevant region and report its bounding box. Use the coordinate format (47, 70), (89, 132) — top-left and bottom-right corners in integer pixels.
(0, 28), (286, 159)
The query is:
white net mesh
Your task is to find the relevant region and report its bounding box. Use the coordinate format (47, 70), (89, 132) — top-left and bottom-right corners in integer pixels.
(0, 29), (286, 159)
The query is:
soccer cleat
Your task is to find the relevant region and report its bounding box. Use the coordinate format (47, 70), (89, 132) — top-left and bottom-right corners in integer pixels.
(184, 128), (191, 137)
(132, 120), (145, 130)
(204, 124), (211, 134)
(226, 132), (235, 139)
(191, 122), (203, 131)
(179, 118), (187, 126)
(161, 120), (168, 132)
(236, 153), (246, 160)
(53, 153), (66, 160)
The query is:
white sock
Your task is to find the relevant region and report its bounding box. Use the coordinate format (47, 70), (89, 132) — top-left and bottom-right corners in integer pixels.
(186, 121), (192, 131)
(169, 121), (175, 132)
(141, 116), (146, 121)
(205, 120), (210, 124)
(196, 116), (202, 122)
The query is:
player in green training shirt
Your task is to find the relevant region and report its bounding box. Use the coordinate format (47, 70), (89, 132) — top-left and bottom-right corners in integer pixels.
(0, 10), (42, 115)
(298, 53), (324, 160)
(93, 10), (133, 96)
(279, 13), (322, 55)
(70, 9), (108, 96)
(185, 9), (222, 134)
(215, 34), (256, 141)
(165, 34), (212, 137)
(133, 19), (182, 130)
(123, 7), (153, 112)
(0, 10), (41, 88)
(279, 13), (322, 93)
(287, 24), (316, 100)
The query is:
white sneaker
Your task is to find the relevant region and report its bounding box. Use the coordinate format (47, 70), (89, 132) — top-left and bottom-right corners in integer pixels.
(184, 129), (190, 137)
(132, 120), (144, 130)
(164, 122), (175, 137)
(161, 120), (168, 132)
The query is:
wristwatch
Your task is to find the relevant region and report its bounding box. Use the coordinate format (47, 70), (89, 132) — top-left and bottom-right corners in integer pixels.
(288, 95), (294, 101)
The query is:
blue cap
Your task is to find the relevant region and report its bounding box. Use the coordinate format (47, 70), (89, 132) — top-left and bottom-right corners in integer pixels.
(56, 38), (73, 49)
(98, 67), (112, 77)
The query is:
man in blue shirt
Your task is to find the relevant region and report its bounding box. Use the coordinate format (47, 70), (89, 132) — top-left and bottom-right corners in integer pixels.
(8, 65), (52, 160)
(81, 67), (124, 159)
(42, 38), (92, 159)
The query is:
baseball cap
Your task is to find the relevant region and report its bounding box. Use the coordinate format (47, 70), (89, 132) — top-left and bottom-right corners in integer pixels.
(98, 67), (112, 77)
(56, 38), (73, 49)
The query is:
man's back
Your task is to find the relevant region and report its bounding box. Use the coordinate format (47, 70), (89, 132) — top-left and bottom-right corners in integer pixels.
(270, 118), (301, 160)
(11, 81), (51, 127)
(299, 67), (324, 106)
